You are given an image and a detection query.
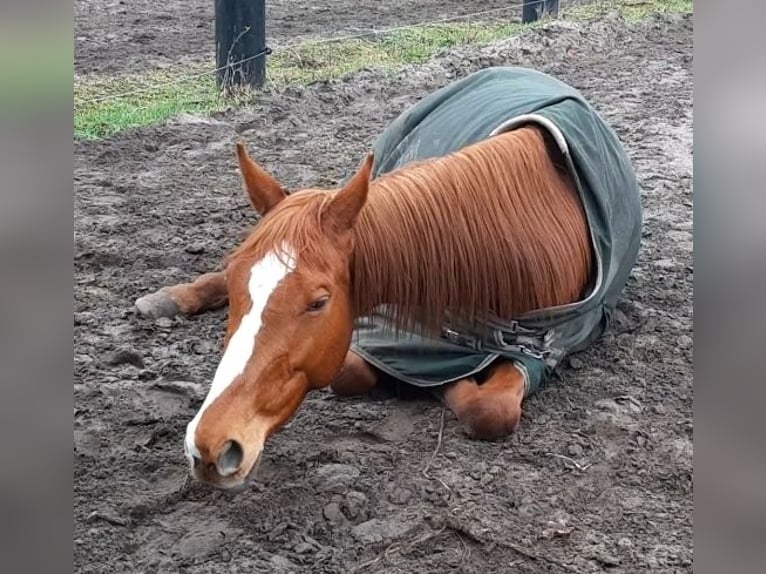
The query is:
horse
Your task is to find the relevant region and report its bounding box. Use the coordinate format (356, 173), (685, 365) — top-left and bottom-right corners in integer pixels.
(135, 67), (642, 490)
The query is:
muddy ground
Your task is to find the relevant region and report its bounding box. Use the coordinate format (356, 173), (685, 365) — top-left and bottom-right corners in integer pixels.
(74, 11), (693, 574)
(74, 0), (540, 76)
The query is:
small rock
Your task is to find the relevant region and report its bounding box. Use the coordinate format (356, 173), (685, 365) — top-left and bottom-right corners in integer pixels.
(323, 502), (346, 526)
(151, 380), (203, 397)
(176, 528), (226, 559)
(351, 516), (416, 544)
(615, 395), (642, 414)
(343, 491), (368, 520)
(269, 555), (297, 571)
(105, 349), (145, 369)
(314, 464), (360, 494)
(654, 258), (676, 270)
(155, 317), (173, 328)
(595, 398), (621, 413)
(618, 537), (633, 548)
(389, 487), (412, 505)
(542, 517), (574, 538)
(651, 404), (666, 415)
(293, 542), (314, 554)
(86, 510), (128, 526)
(567, 443), (584, 457)
(677, 335), (693, 350)
(569, 356), (584, 369)
(267, 522), (290, 541)
(443, 550), (462, 567)
(593, 552), (621, 567)
(74, 311), (97, 325)
(185, 243), (205, 255)
(191, 339), (216, 354)
(479, 474), (493, 486)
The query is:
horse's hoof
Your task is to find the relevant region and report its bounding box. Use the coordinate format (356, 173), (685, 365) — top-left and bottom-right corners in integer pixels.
(135, 288), (181, 318)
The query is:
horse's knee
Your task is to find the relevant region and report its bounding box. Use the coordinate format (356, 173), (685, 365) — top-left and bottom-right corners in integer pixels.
(445, 372), (523, 441)
(330, 351), (378, 396)
(458, 395), (522, 440)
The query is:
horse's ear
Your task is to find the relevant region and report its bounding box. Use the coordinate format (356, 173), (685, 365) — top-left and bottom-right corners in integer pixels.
(322, 152), (373, 234)
(236, 140), (287, 216)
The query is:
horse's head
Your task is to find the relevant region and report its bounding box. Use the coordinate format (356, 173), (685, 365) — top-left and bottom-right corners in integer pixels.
(183, 142), (373, 489)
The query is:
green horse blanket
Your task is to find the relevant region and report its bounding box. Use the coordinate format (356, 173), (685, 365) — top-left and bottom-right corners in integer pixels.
(349, 66), (643, 398)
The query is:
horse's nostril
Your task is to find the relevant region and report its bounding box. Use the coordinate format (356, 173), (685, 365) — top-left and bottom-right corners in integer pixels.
(191, 454), (201, 468)
(217, 439), (244, 477)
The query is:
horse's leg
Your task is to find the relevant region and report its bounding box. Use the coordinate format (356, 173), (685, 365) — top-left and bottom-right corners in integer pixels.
(329, 350), (380, 396)
(135, 271), (228, 319)
(443, 360), (525, 440)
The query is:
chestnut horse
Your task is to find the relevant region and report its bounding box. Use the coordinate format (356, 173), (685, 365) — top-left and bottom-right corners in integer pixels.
(135, 67), (641, 489)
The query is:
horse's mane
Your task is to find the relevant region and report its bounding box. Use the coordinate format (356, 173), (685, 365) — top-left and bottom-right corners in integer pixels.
(228, 125), (593, 335)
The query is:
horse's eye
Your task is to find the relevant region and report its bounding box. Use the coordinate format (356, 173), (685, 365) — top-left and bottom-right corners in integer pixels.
(307, 296), (329, 313)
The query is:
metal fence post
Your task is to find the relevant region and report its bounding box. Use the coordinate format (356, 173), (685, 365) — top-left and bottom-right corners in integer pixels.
(215, 0), (268, 91)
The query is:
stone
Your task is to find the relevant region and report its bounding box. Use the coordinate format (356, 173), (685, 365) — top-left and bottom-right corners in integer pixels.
(343, 491), (368, 519)
(293, 542), (314, 554)
(569, 356), (585, 369)
(351, 516), (417, 544)
(388, 487), (413, 505)
(154, 317), (173, 328)
(323, 502), (347, 526)
(618, 537), (633, 548)
(105, 349), (144, 369)
(567, 443), (584, 457)
(269, 554), (298, 572)
(677, 335), (693, 350)
(314, 464), (360, 494)
(184, 243), (205, 254)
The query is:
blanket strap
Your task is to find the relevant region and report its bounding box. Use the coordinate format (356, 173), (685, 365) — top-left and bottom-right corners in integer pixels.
(440, 320), (565, 371)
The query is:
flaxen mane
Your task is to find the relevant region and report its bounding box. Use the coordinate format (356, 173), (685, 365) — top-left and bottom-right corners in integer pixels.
(229, 125), (594, 335)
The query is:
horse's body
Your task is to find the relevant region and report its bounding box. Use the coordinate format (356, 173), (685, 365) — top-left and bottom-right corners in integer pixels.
(136, 67), (642, 489)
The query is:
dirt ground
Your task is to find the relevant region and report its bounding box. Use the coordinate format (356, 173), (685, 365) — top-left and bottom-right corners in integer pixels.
(74, 0), (535, 76)
(73, 10), (693, 574)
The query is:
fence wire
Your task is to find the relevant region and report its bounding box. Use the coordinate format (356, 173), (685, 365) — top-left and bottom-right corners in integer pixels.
(75, 0), (562, 107)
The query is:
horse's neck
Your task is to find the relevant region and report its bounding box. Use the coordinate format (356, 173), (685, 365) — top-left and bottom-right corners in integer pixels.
(349, 131), (593, 331)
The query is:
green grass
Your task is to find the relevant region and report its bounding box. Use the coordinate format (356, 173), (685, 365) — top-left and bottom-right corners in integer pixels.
(74, 0), (693, 140)
(567, 0), (693, 20)
(73, 21), (528, 139)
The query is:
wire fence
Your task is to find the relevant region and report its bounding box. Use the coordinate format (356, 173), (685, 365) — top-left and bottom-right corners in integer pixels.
(75, 0), (569, 107)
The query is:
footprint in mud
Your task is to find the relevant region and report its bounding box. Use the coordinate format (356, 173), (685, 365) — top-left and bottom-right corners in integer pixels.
(128, 501), (242, 567)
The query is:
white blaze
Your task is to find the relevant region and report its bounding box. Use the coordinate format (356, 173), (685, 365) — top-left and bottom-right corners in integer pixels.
(184, 245), (296, 461)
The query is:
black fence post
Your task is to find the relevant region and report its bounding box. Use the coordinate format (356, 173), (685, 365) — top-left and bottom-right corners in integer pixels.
(522, 0), (559, 24)
(215, 0), (268, 91)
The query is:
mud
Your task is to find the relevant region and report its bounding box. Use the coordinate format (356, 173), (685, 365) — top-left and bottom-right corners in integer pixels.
(74, 12), (693, 573)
